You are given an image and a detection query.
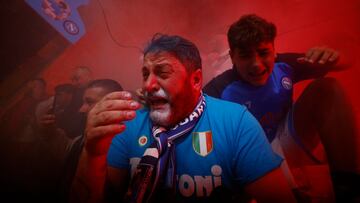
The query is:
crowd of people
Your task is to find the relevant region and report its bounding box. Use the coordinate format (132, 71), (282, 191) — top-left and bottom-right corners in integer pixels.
(0, 66), (124, 202)
(0, 14), (358, 203)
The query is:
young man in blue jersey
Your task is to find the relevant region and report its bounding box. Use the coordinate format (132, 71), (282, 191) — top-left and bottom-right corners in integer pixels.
(203, 14), (359, 202)
(70, 34), (296, 202)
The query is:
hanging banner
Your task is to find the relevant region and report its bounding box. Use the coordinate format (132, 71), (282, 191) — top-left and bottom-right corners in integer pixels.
(25, 0), (89, 44)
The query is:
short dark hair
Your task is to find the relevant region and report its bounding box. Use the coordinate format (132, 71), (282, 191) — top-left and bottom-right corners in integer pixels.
(87, 79), (123, 94)
(227, 14), (277, 50)
(143, 33), (202, 72)
(55, 83), (75, 94)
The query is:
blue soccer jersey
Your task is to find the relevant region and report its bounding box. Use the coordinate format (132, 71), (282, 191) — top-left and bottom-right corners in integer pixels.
(205, 63), (293, 142)
(204, 53), (329, 142)
(107, 95), (282, 201)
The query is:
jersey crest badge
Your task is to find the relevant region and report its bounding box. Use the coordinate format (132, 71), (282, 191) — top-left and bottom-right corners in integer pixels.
(192, 131), (213, 157)
(138, 135), (148, 147)
(281, 76), (293, 90)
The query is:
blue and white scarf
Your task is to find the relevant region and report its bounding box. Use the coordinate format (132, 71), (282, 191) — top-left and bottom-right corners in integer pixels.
(125, 94), (206, 203)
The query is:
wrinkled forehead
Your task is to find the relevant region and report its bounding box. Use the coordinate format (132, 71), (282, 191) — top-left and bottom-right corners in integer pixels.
(143, 51), (181, 67)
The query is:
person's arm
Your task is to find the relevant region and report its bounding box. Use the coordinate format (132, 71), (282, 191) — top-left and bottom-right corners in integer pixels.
(277, 46), (350, 83)
(297, 46), (351, 70)
(297, 46), (339, 65)
(70, 149), (108, 203)
(69, 91), (140, 203)
(70, 152), (130, 203)
(245, 168), (296, 203)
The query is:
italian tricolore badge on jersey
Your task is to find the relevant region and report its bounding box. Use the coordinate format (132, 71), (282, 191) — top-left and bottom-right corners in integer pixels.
(192, 131), (213, 157)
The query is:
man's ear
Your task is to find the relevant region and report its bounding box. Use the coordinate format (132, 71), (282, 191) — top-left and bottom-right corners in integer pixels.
(229, 49), (235, 64)
(191, 69), (202, 91)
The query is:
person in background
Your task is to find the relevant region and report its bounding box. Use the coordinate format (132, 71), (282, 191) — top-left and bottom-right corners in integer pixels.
(1, 79), (123, 203)
(62, 79), (123, 203)
(0, 78), (48, 140)
(6, 83), (78, 202)
(70, 66), (93, 112)
(0, 78), (49, 201)
(64, 66), (94, 139)
(203, 14), (359, 202)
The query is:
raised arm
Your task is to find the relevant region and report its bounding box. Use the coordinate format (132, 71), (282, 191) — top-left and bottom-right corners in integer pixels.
(278, 46), (350, 83)
(69, 91), (140, 203)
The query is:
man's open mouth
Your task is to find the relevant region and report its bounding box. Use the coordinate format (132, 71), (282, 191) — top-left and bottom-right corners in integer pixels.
(147, 97), (169, 109)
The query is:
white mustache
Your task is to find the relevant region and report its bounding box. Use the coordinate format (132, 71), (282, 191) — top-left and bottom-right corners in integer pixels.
(144, 88), (169, 100)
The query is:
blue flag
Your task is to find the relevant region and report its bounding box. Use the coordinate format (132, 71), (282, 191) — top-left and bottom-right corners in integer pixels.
(25, 0), (88, 44)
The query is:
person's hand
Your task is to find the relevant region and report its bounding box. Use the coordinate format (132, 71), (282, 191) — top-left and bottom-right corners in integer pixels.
(84, 91), (141, 156)
(297, 46), (339, 65)
(135, 88), (147, 106)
